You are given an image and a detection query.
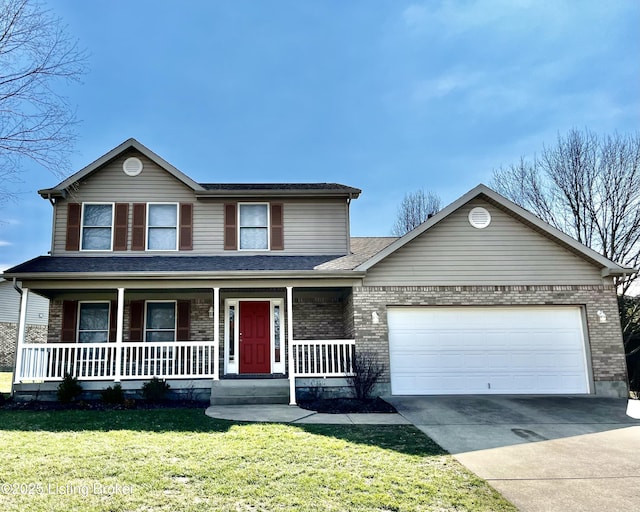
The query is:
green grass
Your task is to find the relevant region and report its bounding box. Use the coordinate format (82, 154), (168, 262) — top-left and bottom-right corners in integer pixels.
(0, 372), (11, 394)
(0, 409), (515, 512)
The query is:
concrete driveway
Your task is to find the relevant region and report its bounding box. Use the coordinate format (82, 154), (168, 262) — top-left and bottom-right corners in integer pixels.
(386, 396), (640, 512)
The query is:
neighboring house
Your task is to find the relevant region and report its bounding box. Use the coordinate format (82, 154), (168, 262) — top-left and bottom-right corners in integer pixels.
(2, 139), (635, 402)
(0, 280), (48, 371)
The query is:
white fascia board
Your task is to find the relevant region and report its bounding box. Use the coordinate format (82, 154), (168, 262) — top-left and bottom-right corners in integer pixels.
(3, 270), (365, 281)
(15, 276), (365, 293)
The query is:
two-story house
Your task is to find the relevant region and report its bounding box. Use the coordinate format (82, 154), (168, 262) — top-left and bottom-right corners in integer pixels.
(3, 139), (634, 403)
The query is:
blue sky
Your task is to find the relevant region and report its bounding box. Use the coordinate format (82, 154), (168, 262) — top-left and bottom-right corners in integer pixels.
(1, 0), (639, 270)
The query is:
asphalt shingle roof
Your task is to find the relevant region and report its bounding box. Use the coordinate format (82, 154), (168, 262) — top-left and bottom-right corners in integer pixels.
(5, 255), (345, 274)
(200, 183), (360, 193)
(3, 238), (398, 276)
(314, 237), (398, 270)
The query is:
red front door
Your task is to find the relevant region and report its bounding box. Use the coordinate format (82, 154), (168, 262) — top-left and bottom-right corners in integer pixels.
(239, 301), (271, 374)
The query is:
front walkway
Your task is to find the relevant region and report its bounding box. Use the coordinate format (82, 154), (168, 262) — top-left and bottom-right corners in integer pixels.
(205, 404), (410, 424)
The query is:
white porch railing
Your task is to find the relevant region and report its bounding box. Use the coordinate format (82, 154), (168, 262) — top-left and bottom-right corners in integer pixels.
(16, 340), (353, 382)
(291, 339), (355, 377)
(16, 341), (216, 381)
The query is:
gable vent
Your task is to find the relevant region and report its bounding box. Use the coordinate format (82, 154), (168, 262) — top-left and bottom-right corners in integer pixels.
(123, 157), (143, 176)
(468, 207), (491, 229)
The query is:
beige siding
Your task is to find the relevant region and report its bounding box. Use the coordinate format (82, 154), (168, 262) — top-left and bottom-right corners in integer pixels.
(364, 198), (604, 286)
(281, 200), (348, 254)
(0, 282), (49, 324)
(52, 152), (349, 256)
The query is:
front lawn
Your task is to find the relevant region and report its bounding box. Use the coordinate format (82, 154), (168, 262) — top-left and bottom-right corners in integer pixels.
(0, 409), (515, 511)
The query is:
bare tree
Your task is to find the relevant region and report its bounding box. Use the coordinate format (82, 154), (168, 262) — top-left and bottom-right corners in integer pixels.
(391, 188), (441, 236)
(492, 129), (640, 296)
(0, 0), (86, 202)
(492, 129), (640, 373)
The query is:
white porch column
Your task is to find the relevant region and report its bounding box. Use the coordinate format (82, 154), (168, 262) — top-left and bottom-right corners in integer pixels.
(114, 288), (125, 382)
(213, 287), (220, 380)
(287, 286), (296, 405)
(13, 287), (29, 384)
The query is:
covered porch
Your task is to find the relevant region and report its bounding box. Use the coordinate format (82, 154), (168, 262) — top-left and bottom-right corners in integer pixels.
(12, 280), (358, 404)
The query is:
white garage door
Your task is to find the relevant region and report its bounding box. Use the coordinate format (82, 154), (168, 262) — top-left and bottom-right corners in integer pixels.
(388, 307), (590, 395)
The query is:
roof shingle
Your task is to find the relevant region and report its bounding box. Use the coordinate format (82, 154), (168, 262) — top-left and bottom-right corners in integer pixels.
(5, 255), (345, 274)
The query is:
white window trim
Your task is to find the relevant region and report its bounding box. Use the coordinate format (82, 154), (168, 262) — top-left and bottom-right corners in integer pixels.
(238, 202), (270, 251)
(224, 298), (284, 375)
(77, 301), (111, 343)
(144, 300), (177, 342)
(146, 202), (179, 252)
(80, 202), (115, 252)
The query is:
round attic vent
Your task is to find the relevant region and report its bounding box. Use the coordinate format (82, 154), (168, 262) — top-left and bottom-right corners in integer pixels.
(123, 157), (143, 176)
(468, 207), (491, 229)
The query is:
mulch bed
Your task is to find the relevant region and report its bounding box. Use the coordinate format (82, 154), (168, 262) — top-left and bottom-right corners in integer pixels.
(297, 397), (397, 414)
(1, 394), (398, 414)
(0, 397), (210, 411)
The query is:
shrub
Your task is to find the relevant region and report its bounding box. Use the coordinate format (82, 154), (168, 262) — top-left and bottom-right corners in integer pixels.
(101, 383), (125, 404)
(142, 377), (170, 402)
(347, 351), (384, 401)
(57, 373), (83, 402)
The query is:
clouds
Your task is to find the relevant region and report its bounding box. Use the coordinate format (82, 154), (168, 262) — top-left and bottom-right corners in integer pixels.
(400, 0), (627, 39)
(356, 0), (639, 237)
(410, 71), (481, 103)
(402, 0), (509, 34)
(392, 1), (639, 137)
(0, 0), (636, 248)
(0, 240), (13, 272)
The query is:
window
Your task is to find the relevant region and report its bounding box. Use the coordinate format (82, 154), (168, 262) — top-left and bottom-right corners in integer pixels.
(145, 302), (176, 342)
(147, 203), (178, 250)
(81, 203), (113, 250)
(78, 302), (110, 343)
(239, 203), (268, 250)
(274, 305), (281, 363)
(228, 305), (235, 362)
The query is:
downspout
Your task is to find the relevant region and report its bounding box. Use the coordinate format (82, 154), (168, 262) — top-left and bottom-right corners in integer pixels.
(46, 194), (56, 255)
(346, 195), (353, 255)
(11, 278), (22, 397)
(12, 277), (22, 296)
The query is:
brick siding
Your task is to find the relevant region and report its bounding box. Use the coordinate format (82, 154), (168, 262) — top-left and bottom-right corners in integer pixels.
(293, 298), (346, 340)
(1, 322), (47, 370)
(352, 285), (627, 387)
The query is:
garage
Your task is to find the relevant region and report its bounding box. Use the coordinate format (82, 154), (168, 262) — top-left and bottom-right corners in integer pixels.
(387, 306), (590, 395)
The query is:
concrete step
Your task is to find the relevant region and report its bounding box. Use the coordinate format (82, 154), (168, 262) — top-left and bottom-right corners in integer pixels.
(210, 378), (290, 405)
